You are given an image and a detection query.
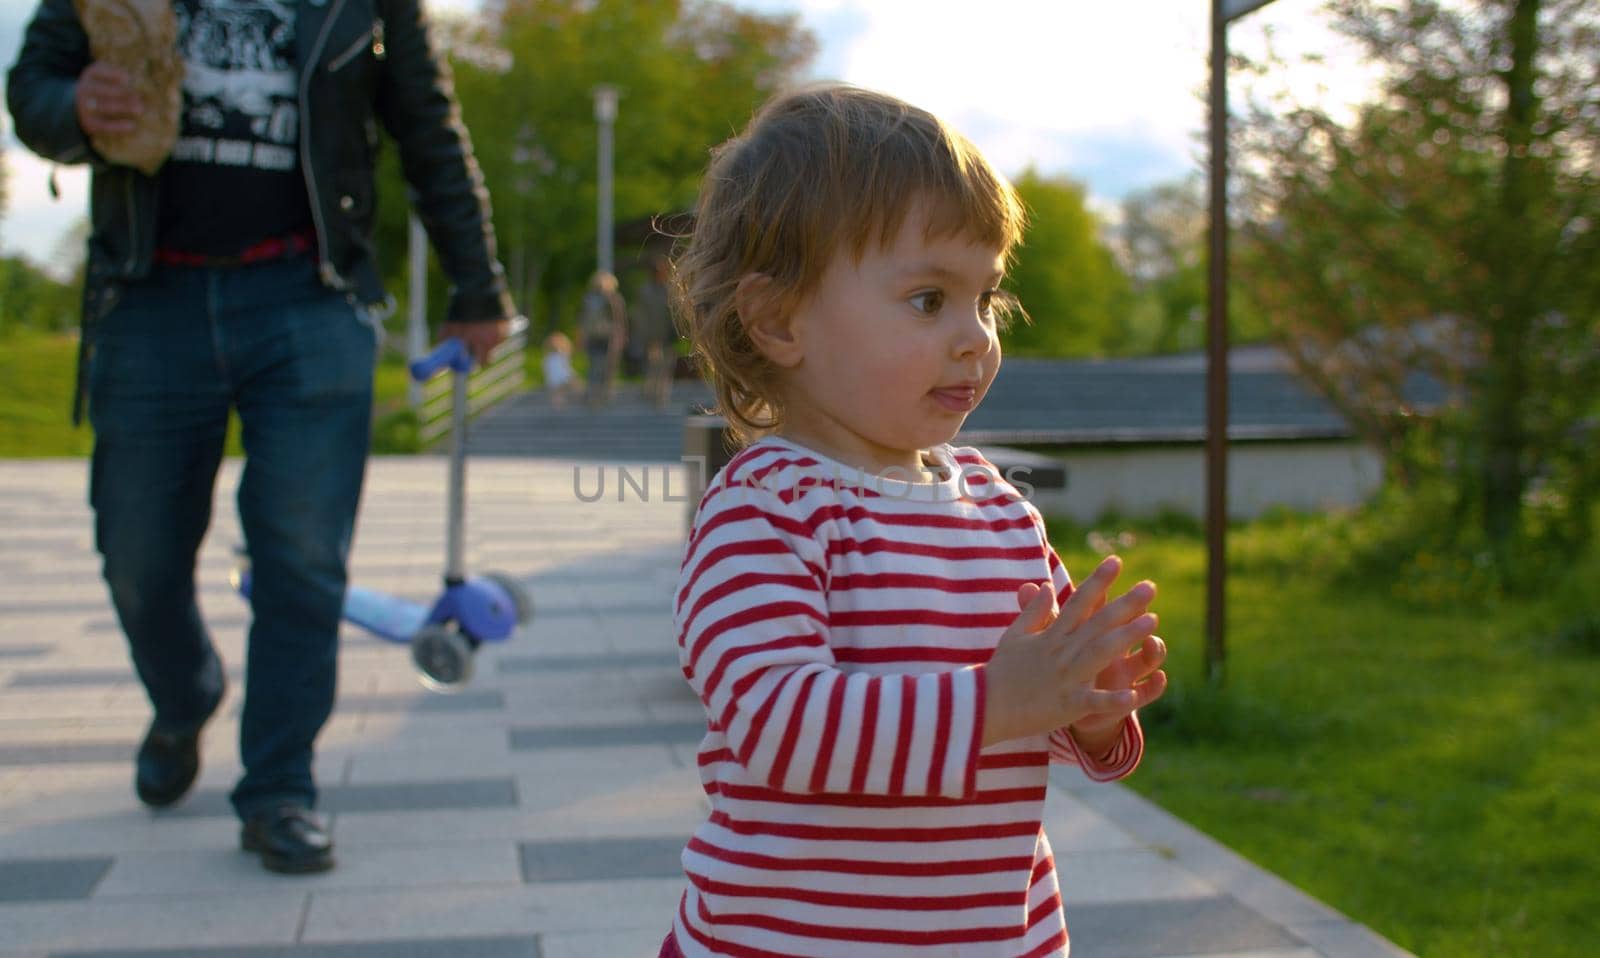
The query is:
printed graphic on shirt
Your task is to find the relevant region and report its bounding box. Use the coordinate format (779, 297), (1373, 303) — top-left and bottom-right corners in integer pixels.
(171, 0), (298, 172)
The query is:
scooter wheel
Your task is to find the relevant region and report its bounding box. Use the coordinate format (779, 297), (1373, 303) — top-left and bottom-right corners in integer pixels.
(411, 625), (474, 692)
(484, 571), (534, 626)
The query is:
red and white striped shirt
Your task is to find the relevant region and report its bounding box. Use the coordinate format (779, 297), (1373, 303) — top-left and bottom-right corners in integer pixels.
(671, 438), (1142, 957)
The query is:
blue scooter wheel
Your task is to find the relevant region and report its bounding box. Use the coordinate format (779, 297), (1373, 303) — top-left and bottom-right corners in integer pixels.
(484, 571), (534, 626)
(412, 625), (474, 692)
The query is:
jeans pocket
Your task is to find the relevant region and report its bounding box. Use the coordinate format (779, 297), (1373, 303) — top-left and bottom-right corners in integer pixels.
(284, 293), (378, 403)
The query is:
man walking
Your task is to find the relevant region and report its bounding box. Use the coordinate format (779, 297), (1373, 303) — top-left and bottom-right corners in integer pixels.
(7, 0), (517, 873)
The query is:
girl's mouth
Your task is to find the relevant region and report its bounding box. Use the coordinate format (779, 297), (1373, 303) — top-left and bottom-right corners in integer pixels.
(930, 386), (978, 412)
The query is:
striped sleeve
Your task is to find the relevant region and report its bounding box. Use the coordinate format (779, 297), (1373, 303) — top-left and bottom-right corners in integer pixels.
(677, 480), (985, 800)
(1031, 530), (1145, 781)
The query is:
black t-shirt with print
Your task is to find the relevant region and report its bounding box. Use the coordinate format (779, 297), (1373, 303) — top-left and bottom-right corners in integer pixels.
(156, 0), (314, 256)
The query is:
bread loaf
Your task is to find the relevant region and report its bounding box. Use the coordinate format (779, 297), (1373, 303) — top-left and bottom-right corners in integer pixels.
(73, 0), (183, 175)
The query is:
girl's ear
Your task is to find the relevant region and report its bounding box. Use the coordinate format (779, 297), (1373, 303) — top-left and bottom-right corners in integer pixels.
(736, 273), (803, 368)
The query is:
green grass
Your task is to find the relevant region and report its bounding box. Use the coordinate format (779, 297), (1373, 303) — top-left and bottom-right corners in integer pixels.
(1045, 511), (1600, 957)
(0, 332), (94, 457)
(1, 330), (419, 457)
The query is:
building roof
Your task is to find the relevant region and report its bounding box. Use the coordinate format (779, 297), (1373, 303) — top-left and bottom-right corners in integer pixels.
(956, 345), (1429, 445)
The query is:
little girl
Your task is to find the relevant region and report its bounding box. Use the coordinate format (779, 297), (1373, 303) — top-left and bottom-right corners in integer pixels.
(541, 330), (575, 406)
(663, 84), (1169, 957)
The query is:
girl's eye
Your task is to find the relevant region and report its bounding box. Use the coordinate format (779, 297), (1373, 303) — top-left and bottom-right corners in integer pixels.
(978, 290), (997, 319)
(909, 290), (944, 315)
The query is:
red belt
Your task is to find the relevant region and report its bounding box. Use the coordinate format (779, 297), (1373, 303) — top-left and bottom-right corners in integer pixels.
(155, 229), (317, 268)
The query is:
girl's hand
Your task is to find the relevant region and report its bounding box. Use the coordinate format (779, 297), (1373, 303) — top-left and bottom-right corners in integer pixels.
(1066, 626), (1167, 756)
(980, 556), (1161, 747)
(1007, 577), (1168, 757)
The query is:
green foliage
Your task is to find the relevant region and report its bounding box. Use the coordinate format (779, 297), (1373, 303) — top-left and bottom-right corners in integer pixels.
(371, 0), (815, 338)
(1003, 169), (1131, 356)
(371, 355), (422, 454)
(1235, 0), (1600, 567)
(1042, 507), (1600, 955)
(1115, 175), (1273, 353)
(0, 256), (77, 336)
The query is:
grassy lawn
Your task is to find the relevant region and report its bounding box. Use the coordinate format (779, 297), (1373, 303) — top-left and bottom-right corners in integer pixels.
(0, 332), (94, 457)
(1, 330), (420, 457)
(1045, 511), (1600, 957)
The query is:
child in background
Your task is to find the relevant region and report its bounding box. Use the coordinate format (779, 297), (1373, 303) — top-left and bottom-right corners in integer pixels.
(540, 330), (575, 406)
(661, 84), (1170, 957)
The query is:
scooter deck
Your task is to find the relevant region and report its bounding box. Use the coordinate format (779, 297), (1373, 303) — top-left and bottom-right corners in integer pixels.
(342, 584), (430, 643)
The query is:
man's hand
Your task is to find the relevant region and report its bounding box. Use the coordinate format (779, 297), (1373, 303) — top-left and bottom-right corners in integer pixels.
(76, 62), (142, 136)
(441, 318), (513, 366)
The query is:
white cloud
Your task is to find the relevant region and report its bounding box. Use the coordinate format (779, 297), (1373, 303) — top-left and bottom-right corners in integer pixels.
(743, 0), (1377, 191)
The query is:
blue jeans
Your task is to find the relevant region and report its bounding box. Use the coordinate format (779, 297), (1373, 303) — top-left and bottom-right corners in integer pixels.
(88, 255), (376, 820)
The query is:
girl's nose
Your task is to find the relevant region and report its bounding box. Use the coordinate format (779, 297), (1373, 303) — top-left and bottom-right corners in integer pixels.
(952, 309), (995, 359)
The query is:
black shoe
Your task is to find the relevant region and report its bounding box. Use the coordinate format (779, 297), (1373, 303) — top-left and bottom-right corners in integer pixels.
(135, 679), (225, 809)
(134, 727), (202, 808)
(241, 805), (335, 874)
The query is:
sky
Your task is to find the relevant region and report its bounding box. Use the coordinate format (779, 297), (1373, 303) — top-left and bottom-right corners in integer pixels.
(0, 0), (1374, 277)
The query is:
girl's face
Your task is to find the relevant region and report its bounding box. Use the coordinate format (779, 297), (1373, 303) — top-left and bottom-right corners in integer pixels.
(767, 204), (1005, 476)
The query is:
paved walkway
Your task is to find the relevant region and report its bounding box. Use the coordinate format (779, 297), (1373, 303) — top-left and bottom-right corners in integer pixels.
(0, 456), (1412, 957)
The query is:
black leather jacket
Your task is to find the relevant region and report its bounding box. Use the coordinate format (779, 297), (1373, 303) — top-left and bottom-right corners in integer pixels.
(7, 0), (515, 399)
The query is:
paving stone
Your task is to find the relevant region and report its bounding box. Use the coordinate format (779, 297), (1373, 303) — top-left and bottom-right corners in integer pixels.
(0, 893), (306, 951)
(335, 691), (505, 713)
(1059, 848), (1218, 905)
(93, 840), (521, 896)
(5, 671), (135, 689)
(162, 779), (518, 818)
(519, 836), (685, 883)
(0, 646), (51, 660)
(299, 879), (681, 941)
(0, 816), (239, 859)
(0, 745), (130, 767)
(1287, 919), (1418, 958)
(508, 721), (705, 750)
(345, 744), (678, 785)
(0, 600), (110, 616)
(0, 858), (112, 903)
(330, 794), (705, 845)
(1156, 950), (1321, 958)
(49, 937), (541, 957)
(1065, 897), (1306, 958)
(539, 927), (669, 958)
(495, 651), (679, 673)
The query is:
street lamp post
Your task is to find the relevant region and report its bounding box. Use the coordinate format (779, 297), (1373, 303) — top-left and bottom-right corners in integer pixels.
(1207, 0), (1281, 684)
(511, 124), (536, 323)
(593, 85), (618, 278)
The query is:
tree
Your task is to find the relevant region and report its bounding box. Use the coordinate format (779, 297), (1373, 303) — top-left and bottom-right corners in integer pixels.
(0, 128), (9, 226)
(1235, 0), (1599, 563)
(370, 0), (815, 335)
(1115, 177), (1208, 353)
(0, 256), (76, 336)
(1005, 169), (1132, 357)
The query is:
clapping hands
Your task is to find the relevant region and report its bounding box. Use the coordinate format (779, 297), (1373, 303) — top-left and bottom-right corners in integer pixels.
(981, 556), (1169, 750)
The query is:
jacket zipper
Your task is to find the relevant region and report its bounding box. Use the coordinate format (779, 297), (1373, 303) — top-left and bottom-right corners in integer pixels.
(325, 30), (368, 73)
(300, 0), (351, 289)
(123, 176), (138, 274)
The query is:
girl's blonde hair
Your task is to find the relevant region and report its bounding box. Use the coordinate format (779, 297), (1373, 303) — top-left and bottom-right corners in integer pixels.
(671, 83), (1027, 445)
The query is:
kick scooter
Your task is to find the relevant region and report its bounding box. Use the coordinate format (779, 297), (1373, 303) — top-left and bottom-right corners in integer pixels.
(232, 337), (533, 691)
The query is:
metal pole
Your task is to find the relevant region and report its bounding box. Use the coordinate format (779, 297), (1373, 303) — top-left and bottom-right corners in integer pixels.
(445, 365), (468, 584)
(407, 213), (428, 412)
(594, 85), (618, 277)
(1206, 0), (1230, 685)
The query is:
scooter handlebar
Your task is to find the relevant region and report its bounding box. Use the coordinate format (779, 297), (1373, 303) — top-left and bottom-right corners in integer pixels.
(409, 338), (472, 382)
